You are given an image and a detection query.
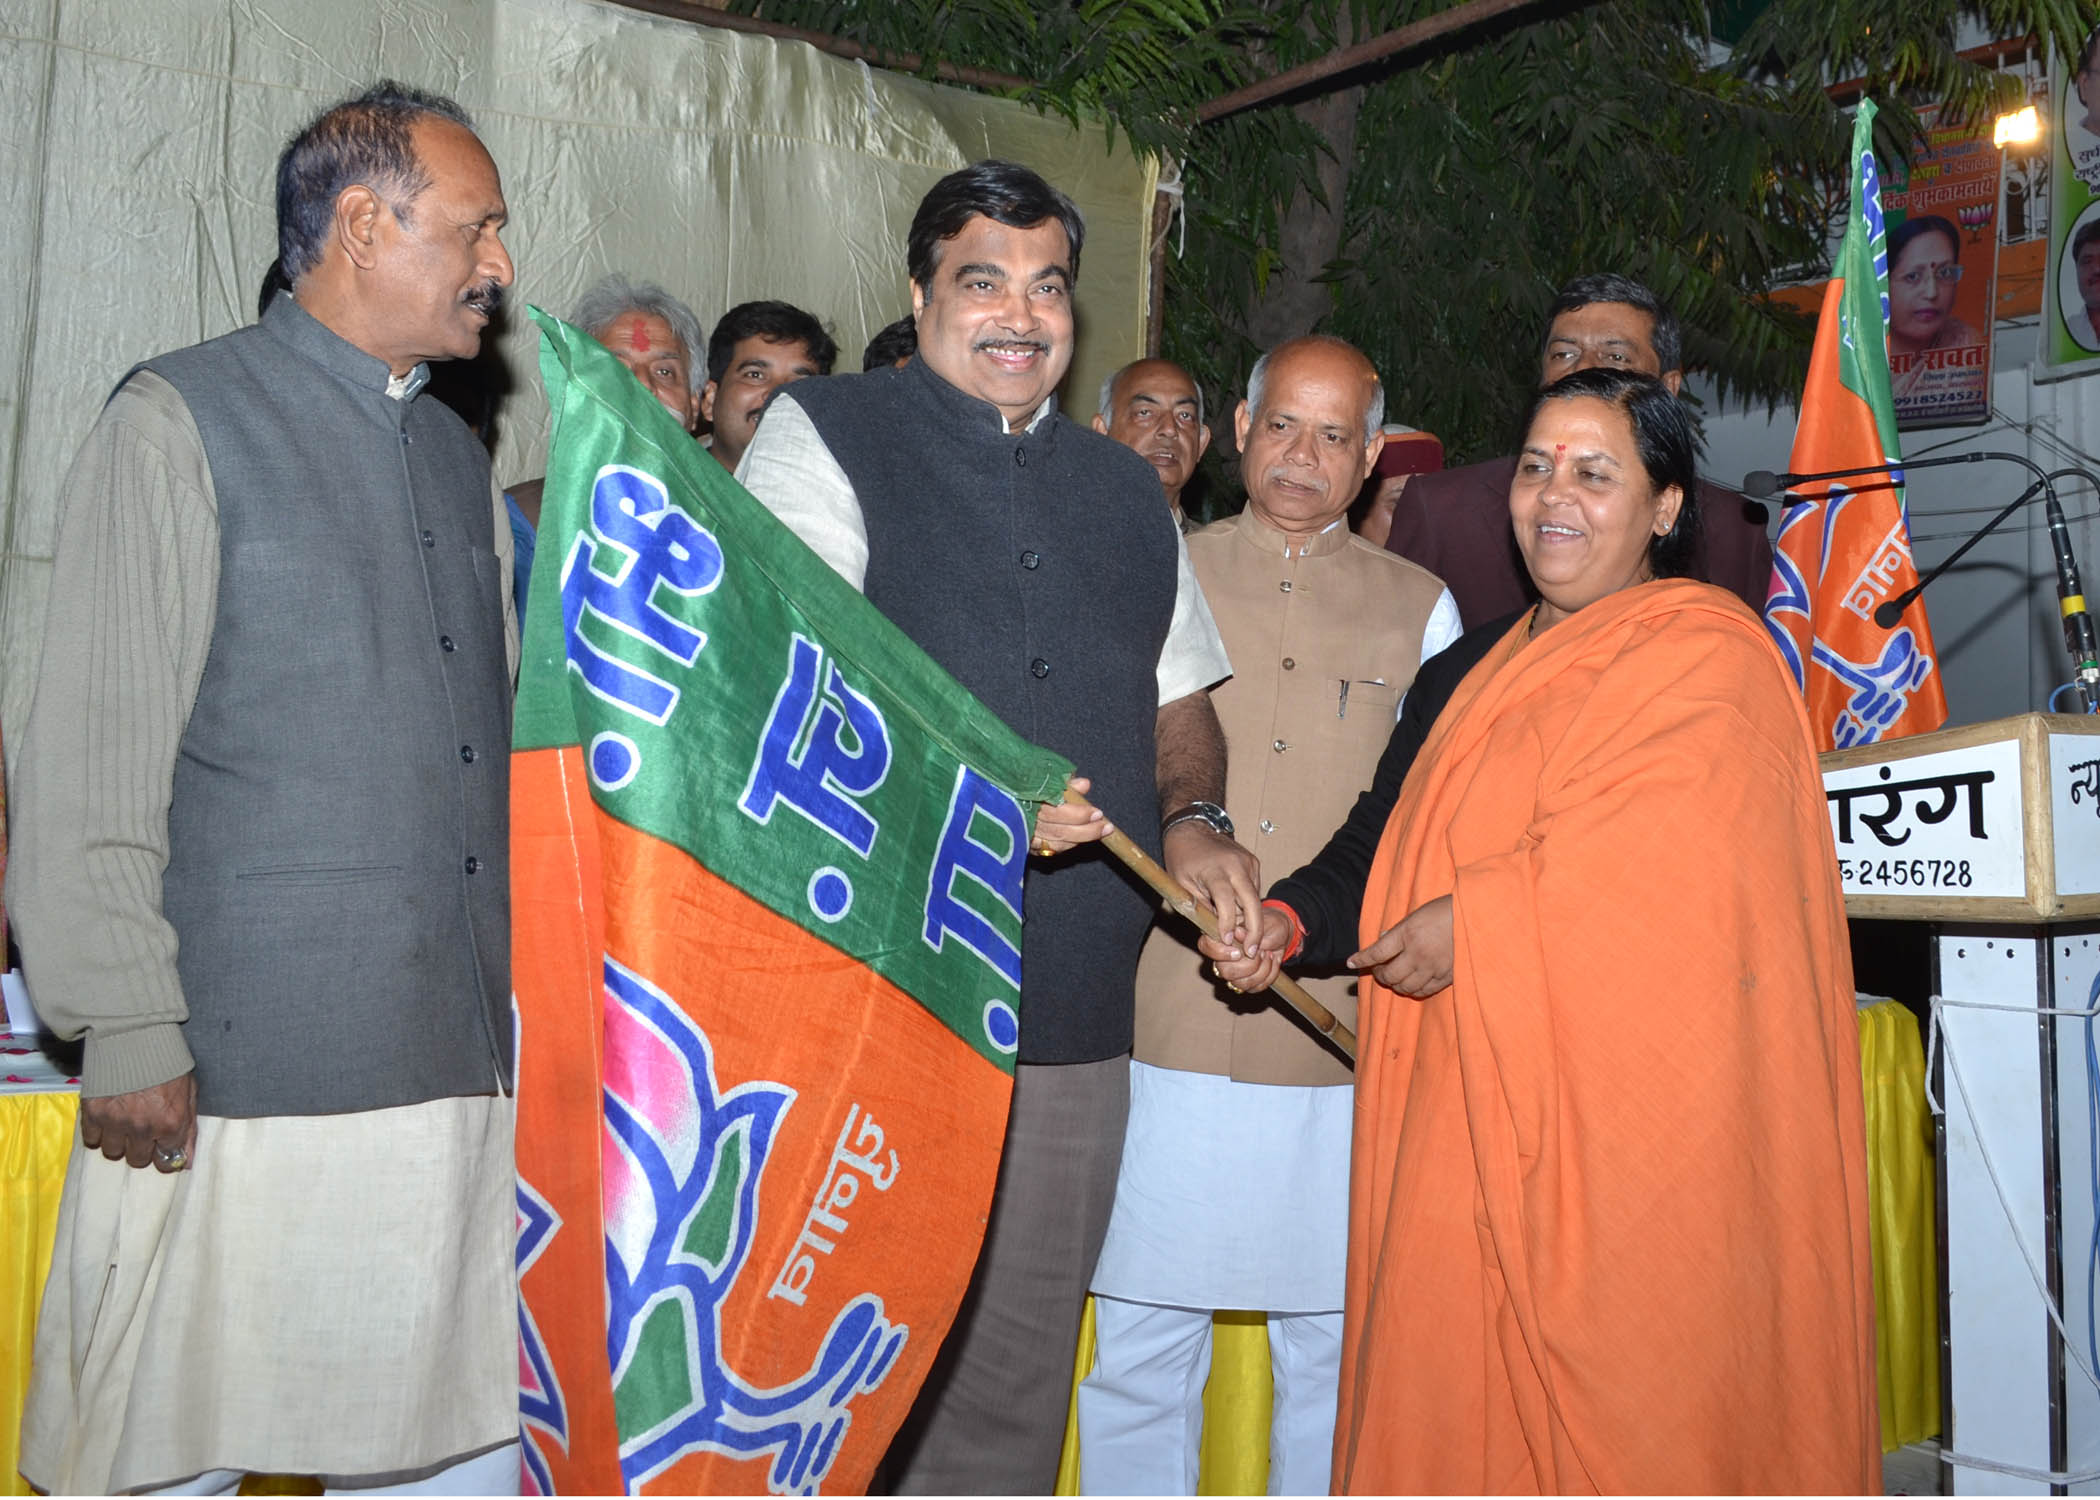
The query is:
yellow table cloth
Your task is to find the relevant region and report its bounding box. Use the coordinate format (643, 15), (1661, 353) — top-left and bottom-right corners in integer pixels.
(2, 1089), (77, 1497)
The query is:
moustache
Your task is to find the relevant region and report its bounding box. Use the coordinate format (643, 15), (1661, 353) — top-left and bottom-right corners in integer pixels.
(972, 336), (1050, 355)
(462, 280), (505, 316)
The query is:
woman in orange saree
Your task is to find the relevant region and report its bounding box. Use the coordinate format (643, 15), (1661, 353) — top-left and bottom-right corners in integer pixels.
(1222, 367), (1879, 1493)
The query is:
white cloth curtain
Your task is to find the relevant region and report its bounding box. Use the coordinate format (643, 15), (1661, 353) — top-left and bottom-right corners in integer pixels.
(0, 0), (1157, 737)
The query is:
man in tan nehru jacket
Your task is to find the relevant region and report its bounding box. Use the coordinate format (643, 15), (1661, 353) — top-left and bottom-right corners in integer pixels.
(1078, 335), (1457, 1495)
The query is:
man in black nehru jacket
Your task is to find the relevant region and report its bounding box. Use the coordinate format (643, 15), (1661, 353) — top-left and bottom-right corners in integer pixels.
(736, 159), (1260, 1493)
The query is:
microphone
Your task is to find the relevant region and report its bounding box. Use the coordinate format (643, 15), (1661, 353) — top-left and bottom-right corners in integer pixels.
(2041, 469), (2100, 712)
(1743, 449), (2046, 503)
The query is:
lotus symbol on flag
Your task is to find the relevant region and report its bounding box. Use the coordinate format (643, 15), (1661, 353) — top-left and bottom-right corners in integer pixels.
(599, 956), (907, 1494)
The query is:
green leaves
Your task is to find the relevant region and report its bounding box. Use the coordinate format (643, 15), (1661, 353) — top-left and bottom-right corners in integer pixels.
(731, 0), (2069, 469)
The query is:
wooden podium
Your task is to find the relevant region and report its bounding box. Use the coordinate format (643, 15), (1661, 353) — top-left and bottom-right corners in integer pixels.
(1822, 714), (2100, 1494)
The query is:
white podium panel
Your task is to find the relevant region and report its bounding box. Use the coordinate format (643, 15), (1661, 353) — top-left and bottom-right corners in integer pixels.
(1822, 717), (2100, 1494)
(1939, 932), (2053, 1495)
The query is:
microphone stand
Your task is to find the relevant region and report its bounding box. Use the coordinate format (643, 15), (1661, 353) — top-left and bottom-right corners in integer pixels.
(1743, 449), (2049, 503)
(1871, 478), (2048, 626)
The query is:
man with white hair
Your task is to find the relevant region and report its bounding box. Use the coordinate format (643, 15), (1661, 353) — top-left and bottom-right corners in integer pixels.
(1093, 357), (1212, 531)
(569, 272), (706, 433)
(506, 273), (707, 611)
(1078, 334), (1458, 1496)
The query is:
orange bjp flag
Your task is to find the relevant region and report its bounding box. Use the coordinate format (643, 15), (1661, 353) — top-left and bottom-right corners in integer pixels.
(512, 311), (1073, 1495)
(1765, 99), (1949, 749)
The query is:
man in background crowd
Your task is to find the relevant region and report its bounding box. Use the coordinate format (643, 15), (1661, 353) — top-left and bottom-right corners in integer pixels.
(1094, 357), (1212, 532)
(1350, 425), (1443, 550)
(1385, 272), (1772, 625)
(700, 298), (836, 472)
(862, 314), (917, 370)
(574, 272), (706, 433)
(507, 273), (707, 612)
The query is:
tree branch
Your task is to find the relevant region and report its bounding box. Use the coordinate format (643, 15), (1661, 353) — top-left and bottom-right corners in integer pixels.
(1196, 0), (1551, 123)
(603, 0), (1039, 93)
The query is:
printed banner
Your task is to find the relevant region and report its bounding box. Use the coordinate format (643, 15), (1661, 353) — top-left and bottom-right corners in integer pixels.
(512, 310), (1073, 1496)
(1766, 100), (1950, 750)
(1880, 103), (2000, 427)
(2041, 35), (2100, 380)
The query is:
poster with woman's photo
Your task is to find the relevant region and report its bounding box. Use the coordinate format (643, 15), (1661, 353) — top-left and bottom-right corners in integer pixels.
(1880, 104), (2000, 427)
(2041, 28), (2100, 380)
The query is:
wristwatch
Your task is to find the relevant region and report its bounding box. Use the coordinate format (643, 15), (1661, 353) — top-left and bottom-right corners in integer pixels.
(1161, 800), (1234, 838)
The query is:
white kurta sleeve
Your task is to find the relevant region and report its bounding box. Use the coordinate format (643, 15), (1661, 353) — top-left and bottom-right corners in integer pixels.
(734, 392), (868, 592)
(1155, 528), (1232, 705)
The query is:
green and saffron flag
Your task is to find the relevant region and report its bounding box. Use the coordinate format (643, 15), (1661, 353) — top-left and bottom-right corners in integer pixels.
(512, 309), (1072, 1495)
(1763, 99), (1947, 749)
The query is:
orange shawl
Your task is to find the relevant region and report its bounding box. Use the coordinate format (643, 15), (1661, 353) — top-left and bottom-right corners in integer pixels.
(1334, 580), (1879, 1495)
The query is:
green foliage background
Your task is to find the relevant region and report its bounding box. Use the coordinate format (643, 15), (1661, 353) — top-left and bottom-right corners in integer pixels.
(734, 0), (2092, 504)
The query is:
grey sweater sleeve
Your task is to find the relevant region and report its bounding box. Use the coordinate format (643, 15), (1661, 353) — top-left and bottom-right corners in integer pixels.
(6, 371), (218, 1097)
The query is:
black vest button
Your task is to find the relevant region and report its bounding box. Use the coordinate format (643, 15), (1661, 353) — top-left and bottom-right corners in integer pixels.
(421, 529), (435, 548)
(464, 856), (482, 874)
(460, 745), (476, 764)
(1031, 657), (1051, 678)
(439, 635), (456, 653)
(1015, 447), (1028, 468)
(1021, 550), (1041, 569)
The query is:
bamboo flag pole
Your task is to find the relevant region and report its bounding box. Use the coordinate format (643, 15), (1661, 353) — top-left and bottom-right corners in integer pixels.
(1065, 789), (1357, 1064)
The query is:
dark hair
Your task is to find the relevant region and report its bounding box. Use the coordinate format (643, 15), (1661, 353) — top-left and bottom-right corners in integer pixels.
(1528, 366), (1701, 581)
(862, 316), (917, 371)
(2075, 219), (2100, 264)
(906, 160), (1086, 291)
(1888, 214), (1960, 267)
(1542, 272), (1682, 375)
(2081, 21), (2100, 77)
(275, 81), (475, 283)
(256, 258), (293, 320)
(706, 301), (838, 384)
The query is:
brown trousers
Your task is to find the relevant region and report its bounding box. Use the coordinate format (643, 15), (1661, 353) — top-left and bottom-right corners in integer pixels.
(876, 1056), (1130, 1494)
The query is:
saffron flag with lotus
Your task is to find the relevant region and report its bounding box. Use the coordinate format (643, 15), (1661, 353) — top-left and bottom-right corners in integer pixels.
(512, 309), (1071, 1495)
(1765, 98), (1949, 749)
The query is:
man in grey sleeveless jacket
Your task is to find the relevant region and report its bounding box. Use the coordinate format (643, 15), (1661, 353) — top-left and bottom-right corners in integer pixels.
(738, 160), (1260, 1493)
(8, 82), (521, 1494)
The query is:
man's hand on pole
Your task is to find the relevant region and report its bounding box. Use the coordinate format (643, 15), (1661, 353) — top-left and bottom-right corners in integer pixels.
(1030, 775), (1111, 856)
(1164, 822), (1261, 948)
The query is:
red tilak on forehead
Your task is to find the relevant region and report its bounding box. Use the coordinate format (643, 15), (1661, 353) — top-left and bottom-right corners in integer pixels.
(1555, 443), (1566, 455)
(624, 316), (652, 352)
